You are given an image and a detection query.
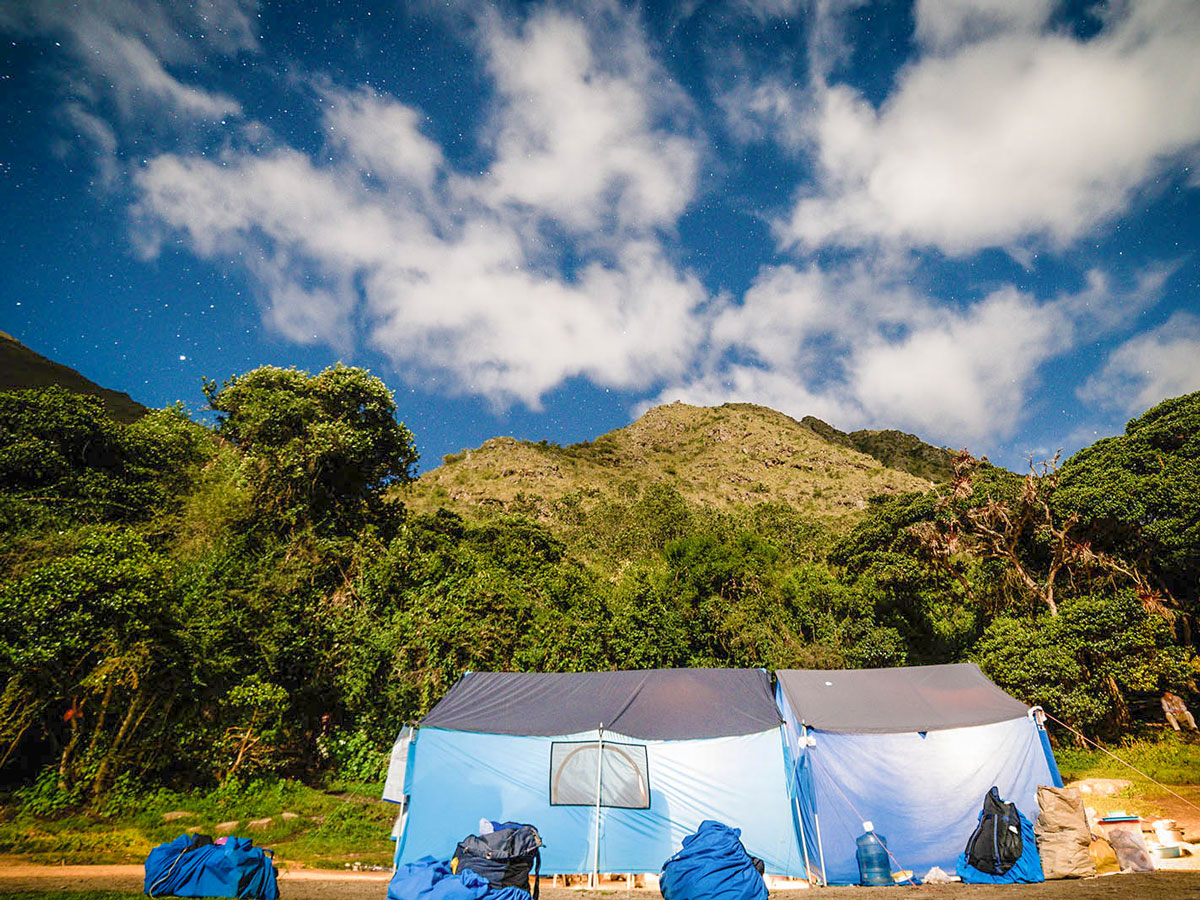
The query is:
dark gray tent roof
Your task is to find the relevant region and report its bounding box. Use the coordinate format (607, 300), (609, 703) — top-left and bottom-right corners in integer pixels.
(775, 663), (1030, 734)
(420, 669), (783, 739)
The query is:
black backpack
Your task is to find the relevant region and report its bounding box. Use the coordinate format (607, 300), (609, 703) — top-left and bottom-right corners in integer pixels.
(964, 787), (1023, 875)
(454, 823), (543, 899)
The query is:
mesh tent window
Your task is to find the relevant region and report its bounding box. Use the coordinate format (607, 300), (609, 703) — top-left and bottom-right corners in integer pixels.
(549, 741), (650, 809)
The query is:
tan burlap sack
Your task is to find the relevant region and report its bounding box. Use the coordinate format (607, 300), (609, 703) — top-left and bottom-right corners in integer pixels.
(1034, 785), (1096, 878)
(1089, 837), (1120, 875)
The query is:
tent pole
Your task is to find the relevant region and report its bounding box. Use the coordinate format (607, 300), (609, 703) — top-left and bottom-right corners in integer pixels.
(591, 724), (605, 889)
(813, 811), (828, 887)
(793, 795), (811, 883)
(795, 726), (812, 884)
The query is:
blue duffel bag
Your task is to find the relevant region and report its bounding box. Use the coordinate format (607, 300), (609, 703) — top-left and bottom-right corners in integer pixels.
(144, 833), (278, 899)
(661, 820), (767, 900)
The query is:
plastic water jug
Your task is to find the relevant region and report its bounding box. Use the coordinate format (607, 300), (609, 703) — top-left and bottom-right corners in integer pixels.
(856, 821), (891, 886)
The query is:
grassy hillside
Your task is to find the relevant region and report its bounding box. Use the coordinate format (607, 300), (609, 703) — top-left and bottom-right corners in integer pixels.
(800, 415), (956, 482)
(0, 331), (146, 423)
(402, 401), (933, 528)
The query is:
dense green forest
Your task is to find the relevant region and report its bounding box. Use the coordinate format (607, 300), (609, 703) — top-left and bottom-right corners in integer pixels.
(0, 365), (1197, 809)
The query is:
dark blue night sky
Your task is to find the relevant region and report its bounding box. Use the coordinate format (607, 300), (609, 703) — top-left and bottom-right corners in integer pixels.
(2, 0), (1198, 471)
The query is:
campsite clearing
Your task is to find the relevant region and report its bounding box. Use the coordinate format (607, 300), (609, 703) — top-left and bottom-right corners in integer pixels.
(1, 871), (1200, 898)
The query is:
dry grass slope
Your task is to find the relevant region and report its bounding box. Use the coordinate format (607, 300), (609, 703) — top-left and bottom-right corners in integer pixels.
(400, 401), (932, 528)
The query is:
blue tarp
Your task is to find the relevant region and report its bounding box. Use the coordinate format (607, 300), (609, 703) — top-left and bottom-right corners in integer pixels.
(144, 835), (278, 899)
(660, 821), (768, 900)
(777, 682), (1059, 885)
(387, 856), (490, 900)
(395, 727), (805, 876)
(387, 856), (533, 900)
(956, 797), (1044, 884)
(1038, 725), (1064, 788)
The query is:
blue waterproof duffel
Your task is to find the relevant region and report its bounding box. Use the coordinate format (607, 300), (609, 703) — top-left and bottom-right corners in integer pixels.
(144, 833), (279, 898)
(388, 856), (491, 900)
(956, 787), (1044, 885)
(660, 821), (767, 900)
(388, 856), (533, 900)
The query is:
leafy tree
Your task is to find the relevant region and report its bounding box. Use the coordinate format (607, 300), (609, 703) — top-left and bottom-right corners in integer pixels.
(664, 531), (778, 606)
(604, 567), (693, 669)
(332, 512), (606, 728)
(217, 675), (290, 780)
(1055, 391), (1200, 616)
(567, 482), (695, 562)
(973, 592), (1195, 737)
(774, 565), (907, 669)
(911, 452), (1168, 620)
(0, 530), (183, 794)
(0, 387), (208, 530)
(204, 364), (418, 532)
(830, 492), (983, 660)
(908, 454), (1071, 615)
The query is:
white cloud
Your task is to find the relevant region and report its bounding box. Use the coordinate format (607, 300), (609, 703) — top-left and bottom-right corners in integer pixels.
(320, 85), (443, 190)
(135, 150), (408, 268)
(913, 0), (1055, 51)
(476, 7), (699, 233)
(784, 0), (1200, 254)
(133, 6), (710, 408)
(365, 238), (708, 405)
(708, 261), (929, 378)
(1079, 312), (1200, 413)
(59, 103), (121, 188)
(136, 147), (708, 404)
(717, 77), (813, 153)
(850, 286), (1066, 438)
(0, 0), (252, 121)
(101, 26), (243, 118)
(652, 260), (1166, 445)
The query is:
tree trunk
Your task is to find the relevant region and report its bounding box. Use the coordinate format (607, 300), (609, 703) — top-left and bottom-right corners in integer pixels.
(58, 699), (81, 792)
(1104, 674), (1130, 728)
(85, 682), (114, 760)
(92, 687), (146, 796)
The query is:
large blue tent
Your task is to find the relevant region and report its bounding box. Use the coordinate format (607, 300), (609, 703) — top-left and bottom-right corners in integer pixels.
(775, 664), (1062, 885)
(384, 669), (807, 878)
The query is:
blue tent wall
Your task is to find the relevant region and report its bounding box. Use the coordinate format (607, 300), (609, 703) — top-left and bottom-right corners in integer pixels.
(397, 726), (806, 876)
(1038, 724), (1064, 788)
(776, 682), (1058, 884)
(775, 686), (820, 881)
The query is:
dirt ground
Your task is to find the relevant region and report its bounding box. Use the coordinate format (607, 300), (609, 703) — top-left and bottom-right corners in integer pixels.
(1, 867), (1200, 899)
(0, 864), (391, 897)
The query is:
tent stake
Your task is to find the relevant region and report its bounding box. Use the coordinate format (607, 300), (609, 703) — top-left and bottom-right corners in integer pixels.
(591, 724), (605, 889)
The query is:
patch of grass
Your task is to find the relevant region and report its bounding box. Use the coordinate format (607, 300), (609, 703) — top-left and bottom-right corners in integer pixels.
(0, 778), (396, 869)
(1054, 733), (1200, 825)
(0, 893), (132, 899)
(1056, 732), (1200, 785)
